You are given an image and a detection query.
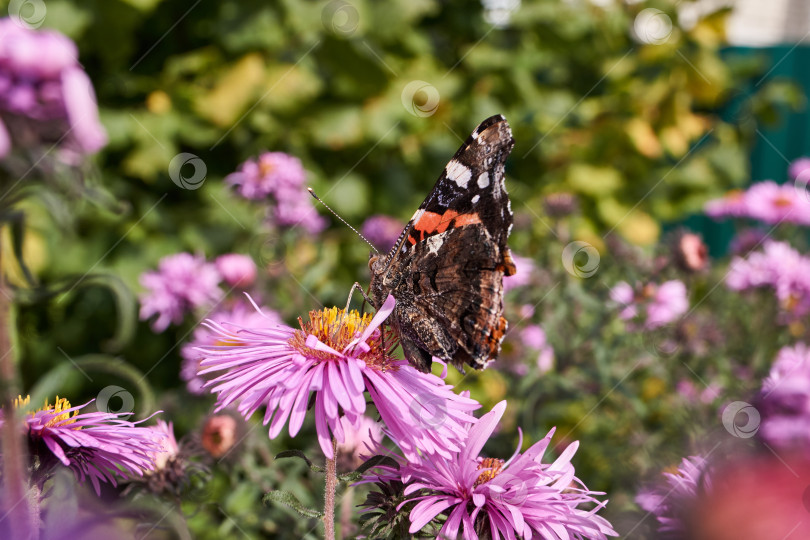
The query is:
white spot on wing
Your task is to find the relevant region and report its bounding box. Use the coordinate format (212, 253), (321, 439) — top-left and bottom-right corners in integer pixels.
(445, 160), (472, 189)
(427, 234), (444, 255)
(412, 208), (425, 222)
(471, 194), (480, 204)
(477, 172), (490, 188)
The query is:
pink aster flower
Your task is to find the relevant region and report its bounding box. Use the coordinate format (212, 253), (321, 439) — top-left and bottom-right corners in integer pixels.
(0, 19), (106, 157)
(225, 152), (326, 234)
(181, 299), (282, 394)
(704, 189), (747, 219)
(197, 295), (479, 460)
(1, 396), (165, 495)
(360, 214), (406, 253)
(336, 415), (384, 470)
(503, 254), (534, 292)
(744, 181), (810, 226)
(610, 280), (688, 330)
(521, 324), (555, 373)
(139, 253), (223, 332)
(215, 253), (257, 288)
(372, 401), (616, 539)
(726, 241), (810, 321)
(789, 157), (810, 181)
(757, 343), (810, 450)
(646, 281), (689, 329)
(636, 455), (710, 539)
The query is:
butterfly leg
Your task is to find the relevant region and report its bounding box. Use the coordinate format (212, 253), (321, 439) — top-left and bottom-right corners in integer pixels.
(344, 282), (375, 313)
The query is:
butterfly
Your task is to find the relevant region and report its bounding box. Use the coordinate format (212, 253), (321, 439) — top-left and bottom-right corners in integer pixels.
(368, 114), (516, 373)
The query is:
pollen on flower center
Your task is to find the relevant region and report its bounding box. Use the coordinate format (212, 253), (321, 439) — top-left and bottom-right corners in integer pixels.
(772, 196), (793, 208)
(475, 457), (505, 486)
(30, 395), (79, 428)
(288, 307), (398, 371)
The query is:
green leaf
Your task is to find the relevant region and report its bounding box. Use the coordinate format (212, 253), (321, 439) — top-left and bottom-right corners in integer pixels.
(275, 449), (325, 473)
(263, 490), (324, 519)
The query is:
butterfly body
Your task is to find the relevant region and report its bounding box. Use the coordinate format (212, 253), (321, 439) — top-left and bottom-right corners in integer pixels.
(368, 114), (516, 373)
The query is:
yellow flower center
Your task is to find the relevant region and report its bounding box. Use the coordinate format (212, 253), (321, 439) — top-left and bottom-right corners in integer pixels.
(15, 395), (79, 428)
(474, 457), (505, 486)
(288, 307), (397, 371)
(259, 160), (275, 177)
(38, 396), (79, 427)
(773, 195), (793, 208)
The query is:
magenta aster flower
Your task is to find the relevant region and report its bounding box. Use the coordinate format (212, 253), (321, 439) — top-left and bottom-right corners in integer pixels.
(360, 214), (406, 253)
(181, 299), (282, 394)
(371, 401), (616, 539)
(744, 181), (810, 226)
(225, 152), (326, 234)
(197, 295), (479, 459)
(215, 253), (257, 288)
(0, 18), (106, 157)
(636, 456), (711, 539)
(758, 343), (810, 450)
(610, 280), (688, 330)
(139, 253), (223, 332)
(0, 396), (165, 495)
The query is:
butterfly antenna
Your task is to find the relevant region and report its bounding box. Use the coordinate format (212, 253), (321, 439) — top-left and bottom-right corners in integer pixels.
(308, 188), (379, 254)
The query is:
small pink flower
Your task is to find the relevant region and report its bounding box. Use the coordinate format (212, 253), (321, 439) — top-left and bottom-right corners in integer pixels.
(637, 456), (710, 538)
(744, 181), (810, 226)
(788, 157), (810, 182)
(503, 254), (534, 292)
(139, 253), (222, 332)
(225, 152), (326, 234)
(61, 68), (107, 154)
(758, 343), (810, 450)
(336, 415), (383, 469)
(197, 296), (479, 460)
(610, 280), (688, 330)
(215, 254), (257, 288)
(646, 281), (689, 330)
(704, 190), (747, 219)
(674, 231), (709, 272)
(360, 215), (405, 253)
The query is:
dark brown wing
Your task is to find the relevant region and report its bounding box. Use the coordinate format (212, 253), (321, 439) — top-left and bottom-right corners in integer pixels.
(369, 115), (515, 372)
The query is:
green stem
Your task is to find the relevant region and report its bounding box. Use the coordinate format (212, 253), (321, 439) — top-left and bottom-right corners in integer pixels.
(0, 229), (34, 539)
(323, 439), (337, 540)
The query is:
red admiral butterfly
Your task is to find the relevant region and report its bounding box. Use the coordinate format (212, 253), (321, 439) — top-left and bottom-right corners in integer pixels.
(369, 115), (516, 373)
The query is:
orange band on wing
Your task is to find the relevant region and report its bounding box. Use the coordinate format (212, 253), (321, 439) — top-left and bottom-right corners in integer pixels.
(408, 209), (483, 244)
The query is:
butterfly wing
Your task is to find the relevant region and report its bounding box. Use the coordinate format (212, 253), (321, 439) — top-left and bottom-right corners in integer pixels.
(370, 114), (516, 372)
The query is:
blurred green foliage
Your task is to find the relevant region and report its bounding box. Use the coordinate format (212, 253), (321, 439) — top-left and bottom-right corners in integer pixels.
(0, 0), (805, 537)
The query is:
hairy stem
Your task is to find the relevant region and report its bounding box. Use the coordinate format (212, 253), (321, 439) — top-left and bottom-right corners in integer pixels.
(0, 230), (33, 538)
(324, 439), (338, 540)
